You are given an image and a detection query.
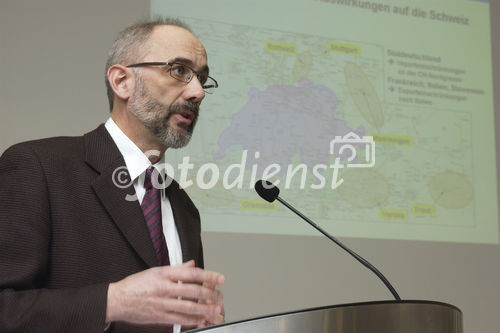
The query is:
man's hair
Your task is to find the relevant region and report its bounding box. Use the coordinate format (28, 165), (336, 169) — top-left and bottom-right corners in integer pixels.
(105, 17), (192, 111)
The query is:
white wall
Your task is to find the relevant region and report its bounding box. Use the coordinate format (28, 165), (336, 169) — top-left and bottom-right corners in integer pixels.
(1, 1), (499, 332)
(0, 0), (149, 146)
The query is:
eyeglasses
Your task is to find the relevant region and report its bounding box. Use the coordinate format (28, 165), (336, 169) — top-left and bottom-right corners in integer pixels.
(126, 62), (219, 94)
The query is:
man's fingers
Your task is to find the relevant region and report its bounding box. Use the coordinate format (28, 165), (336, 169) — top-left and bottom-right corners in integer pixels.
(181, 259), (196, 267)
(165, 282), (223, 303)
(160, 265), (225, 286)
(202, 280), (216, 290)
(161, 298), (223, 323)
(106, 264), (225, 327)
(158, 311), (205, 327)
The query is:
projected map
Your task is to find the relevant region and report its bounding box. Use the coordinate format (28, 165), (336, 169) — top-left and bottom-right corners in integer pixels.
(214, 78), (365, 172)
(153, 0), (498, 244)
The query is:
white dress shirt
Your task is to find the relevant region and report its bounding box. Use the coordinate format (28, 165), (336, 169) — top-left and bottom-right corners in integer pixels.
(105, 118), (182, 333)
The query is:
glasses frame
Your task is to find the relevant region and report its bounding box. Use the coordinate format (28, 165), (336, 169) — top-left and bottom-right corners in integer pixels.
(126, 62), (218, 94)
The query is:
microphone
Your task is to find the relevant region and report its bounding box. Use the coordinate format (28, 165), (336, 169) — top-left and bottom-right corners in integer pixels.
(254, 179), (401, 301)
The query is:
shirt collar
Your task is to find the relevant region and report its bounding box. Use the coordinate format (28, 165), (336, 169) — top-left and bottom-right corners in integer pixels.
(104, 117), (165, 182)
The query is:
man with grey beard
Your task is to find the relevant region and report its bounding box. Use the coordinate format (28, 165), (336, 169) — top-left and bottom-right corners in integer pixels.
(128, 70), (200, 149)
(0, 18), (224, 333)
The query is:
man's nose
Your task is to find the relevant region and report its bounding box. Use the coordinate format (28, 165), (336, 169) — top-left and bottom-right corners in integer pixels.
(184, 76), (206, 103)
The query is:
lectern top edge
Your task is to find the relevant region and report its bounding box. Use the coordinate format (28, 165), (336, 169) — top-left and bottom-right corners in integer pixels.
(187, 299), (462, 332)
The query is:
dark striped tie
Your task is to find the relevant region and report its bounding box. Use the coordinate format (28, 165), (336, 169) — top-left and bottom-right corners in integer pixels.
(141, 167), (169, 266)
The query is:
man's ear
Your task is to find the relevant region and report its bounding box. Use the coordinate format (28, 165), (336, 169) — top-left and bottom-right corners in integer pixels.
(107, 64), (134, 101)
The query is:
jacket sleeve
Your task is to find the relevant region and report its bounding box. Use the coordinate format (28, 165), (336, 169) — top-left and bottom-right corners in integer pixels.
(0, 144), (109, 333)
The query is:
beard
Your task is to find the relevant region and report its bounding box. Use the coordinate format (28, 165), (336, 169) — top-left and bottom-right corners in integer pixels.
(128, 74), (199, 149)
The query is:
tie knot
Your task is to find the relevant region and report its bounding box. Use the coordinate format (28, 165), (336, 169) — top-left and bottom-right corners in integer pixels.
(144, 167), (156, 190)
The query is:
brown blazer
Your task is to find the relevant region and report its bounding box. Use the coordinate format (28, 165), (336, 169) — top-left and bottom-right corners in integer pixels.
(0, 124), (203, 332)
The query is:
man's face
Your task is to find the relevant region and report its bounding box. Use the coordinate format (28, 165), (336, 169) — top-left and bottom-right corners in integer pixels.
(129, 72), (199, 148)
(128, 25), (208, 148)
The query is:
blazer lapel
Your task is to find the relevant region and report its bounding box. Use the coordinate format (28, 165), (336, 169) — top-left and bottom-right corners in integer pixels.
(165, 180), (196, 262)
(84, 125), (158, 268)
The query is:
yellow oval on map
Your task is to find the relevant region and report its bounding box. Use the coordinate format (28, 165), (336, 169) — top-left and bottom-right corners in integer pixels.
(344, 62), (384, 128)
(428, 171), (473, 210)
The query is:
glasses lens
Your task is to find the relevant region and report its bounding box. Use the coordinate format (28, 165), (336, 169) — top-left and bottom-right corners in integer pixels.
(169, 63), (191, 83)
(203, 77), (217, 94)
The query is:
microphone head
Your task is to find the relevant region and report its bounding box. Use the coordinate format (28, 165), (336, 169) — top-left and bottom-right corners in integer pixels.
(255, 180), (280, 203)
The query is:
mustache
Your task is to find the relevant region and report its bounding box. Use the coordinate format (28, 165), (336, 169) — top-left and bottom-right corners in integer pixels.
(168, 101), (199, 116)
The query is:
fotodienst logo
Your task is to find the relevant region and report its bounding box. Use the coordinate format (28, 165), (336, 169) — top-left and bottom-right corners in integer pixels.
(112, 132), (376, 201)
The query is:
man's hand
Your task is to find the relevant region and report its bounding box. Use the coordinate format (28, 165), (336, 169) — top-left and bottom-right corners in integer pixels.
(105, 260), (225, 327)
(192, 280), (226, 329)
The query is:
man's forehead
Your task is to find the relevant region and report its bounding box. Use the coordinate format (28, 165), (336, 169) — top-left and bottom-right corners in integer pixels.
(147, 25), (207, 67)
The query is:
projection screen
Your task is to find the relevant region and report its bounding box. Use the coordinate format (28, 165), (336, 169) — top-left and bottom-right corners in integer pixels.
(151, 0), (498, 244)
